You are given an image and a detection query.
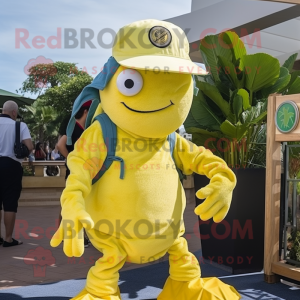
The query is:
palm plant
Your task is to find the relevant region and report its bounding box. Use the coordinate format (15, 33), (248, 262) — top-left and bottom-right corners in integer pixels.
(22, 98), (59, 143)
(185, 31), (300, 168)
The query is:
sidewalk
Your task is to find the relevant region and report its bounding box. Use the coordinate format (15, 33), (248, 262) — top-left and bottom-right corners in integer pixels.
(0, 200), (201, 290)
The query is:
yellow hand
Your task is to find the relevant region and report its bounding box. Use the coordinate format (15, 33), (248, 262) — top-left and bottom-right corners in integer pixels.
(50, 203), (94, 257)
(194, 175), (234, 223)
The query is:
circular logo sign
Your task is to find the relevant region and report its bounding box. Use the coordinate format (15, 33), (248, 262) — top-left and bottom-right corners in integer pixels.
(149, 26), (172, 48)
(275, 101), (299, 133)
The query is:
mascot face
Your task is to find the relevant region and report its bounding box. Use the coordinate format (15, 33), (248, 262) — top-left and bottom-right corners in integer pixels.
(100, 66), (193, 138)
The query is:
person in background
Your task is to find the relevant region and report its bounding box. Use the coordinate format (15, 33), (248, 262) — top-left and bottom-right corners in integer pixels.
(46, 143), (60, 177)
(57, 100), (92, 247)
(0, 100), (33, 247)
(34, 142), (46, 161)
(44, 143), (51, 160)
(51, 144), (60, 160)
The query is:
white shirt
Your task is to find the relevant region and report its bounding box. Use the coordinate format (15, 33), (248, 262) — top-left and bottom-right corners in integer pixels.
(0, 115), (31, 164)
(51, 150), (60, 160)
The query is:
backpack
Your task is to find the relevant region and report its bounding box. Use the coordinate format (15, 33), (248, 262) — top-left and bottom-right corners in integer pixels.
(91, 113), (184, 185)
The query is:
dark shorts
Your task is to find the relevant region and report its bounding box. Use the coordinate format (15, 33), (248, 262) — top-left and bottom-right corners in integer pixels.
(0, 157), (23, 212)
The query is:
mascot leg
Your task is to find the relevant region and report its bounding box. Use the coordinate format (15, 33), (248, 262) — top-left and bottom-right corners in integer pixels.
(71, 234), (126, 300)
(157, 237), (241, 300)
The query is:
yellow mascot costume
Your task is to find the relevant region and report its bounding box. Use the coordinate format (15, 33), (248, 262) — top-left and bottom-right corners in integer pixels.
(51, 19), (241, 300)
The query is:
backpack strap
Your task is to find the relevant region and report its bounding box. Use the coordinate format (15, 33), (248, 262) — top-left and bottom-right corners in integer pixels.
(167, 132), (176, 159)
(92, 113), (125, 185)
(15, 121), (21, 148)
(168, 132), (185, 182)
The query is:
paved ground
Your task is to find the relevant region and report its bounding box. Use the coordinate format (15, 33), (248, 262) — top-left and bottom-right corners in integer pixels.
(0, 200), (201, 290)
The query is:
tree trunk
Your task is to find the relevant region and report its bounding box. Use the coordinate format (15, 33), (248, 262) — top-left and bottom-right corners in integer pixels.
(39, 125), (44, 142)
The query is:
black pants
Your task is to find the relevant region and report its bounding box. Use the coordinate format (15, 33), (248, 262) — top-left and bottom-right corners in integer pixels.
(0, 157), (23, 212)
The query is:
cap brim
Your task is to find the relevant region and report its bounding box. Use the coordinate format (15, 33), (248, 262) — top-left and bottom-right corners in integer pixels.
(115, 55), (207, 75)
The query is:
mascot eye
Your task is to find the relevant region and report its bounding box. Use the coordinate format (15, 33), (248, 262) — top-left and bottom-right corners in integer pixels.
(116, 69), (143, 96)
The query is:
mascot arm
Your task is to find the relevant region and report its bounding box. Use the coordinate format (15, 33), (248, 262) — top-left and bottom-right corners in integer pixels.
(173, 133), (236, 223)
(50, 121), (107, 257)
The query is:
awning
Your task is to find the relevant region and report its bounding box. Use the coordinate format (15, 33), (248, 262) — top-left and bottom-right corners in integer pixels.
(0, 89), (35, 107)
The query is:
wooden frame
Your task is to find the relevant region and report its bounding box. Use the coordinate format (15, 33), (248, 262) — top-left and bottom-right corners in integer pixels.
(264, 94), (300, 283)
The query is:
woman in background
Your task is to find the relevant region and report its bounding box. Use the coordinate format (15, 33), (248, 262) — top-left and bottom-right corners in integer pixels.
(34, 142), (46, 161)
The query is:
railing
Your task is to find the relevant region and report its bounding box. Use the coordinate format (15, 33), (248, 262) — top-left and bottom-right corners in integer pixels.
(22, 161), (66, 177)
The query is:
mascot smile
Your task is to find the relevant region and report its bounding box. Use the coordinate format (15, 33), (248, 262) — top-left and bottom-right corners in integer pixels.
(51, 19), (241, 300)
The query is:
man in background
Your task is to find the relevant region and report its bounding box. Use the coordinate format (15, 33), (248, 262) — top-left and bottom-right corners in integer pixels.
(51, 144), (60, 161)
(0, 100), (33, 247)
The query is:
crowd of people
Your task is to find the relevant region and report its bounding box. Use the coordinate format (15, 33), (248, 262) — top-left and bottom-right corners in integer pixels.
(32, 142), (63, 162)
(0, 99), (92, 248)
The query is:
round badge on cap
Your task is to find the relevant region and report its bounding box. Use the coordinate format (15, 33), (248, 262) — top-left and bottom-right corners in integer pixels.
(149, 26), (172, 48)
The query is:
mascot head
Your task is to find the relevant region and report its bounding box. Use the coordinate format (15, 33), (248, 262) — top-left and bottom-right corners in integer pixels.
(66, 19), (205, 143)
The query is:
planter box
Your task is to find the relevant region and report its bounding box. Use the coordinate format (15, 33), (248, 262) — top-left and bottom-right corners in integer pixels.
(195, 168), (266, 274)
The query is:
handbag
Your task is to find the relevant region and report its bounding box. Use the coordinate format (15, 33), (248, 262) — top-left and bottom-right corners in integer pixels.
(14, 121), (29, 159)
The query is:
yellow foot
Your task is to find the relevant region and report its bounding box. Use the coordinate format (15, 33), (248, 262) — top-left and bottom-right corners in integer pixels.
(158, 277), (241, 300)
(71, 288), (121, 300)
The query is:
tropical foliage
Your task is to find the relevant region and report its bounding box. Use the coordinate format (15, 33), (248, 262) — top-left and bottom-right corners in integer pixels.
(19, 61), (91, 95)
(184, 31), (300, 168)
(22, 98), (59, 144)
(19, 61), (93, 143)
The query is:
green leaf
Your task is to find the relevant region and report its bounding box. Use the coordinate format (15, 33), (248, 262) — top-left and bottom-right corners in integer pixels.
(197, 81), (230, 116)
(186, 127), (222, 139)
(282, 53), (298, 71)
(250, 111), (267, 124)
(220, 120), (248, 141)
(240, 53), (280, 102)
(220, 31), (247, 63)
(260, 67), (291, 98)
(283, 70), (300, 92)
(241, 102), (267, 124)
(189, 89), (222, 131)
(226, 113), (236, 124)
(286, 76), (300, 95)
(184, 110), (201, 129)
(283, 71), (300, 95)
(218, 55), (242, 89)
(185, 127), (223, 156)
(220, 120), (236, 138)
(200, 34), (232, 82)
(215, 80), (231, 101)
(232, 93), (243, 121)
(237, 89), (250, 110)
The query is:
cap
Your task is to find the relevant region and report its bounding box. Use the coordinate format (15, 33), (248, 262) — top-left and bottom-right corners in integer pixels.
(82, 100), (92, 108)
(112, 19), (206, 75)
